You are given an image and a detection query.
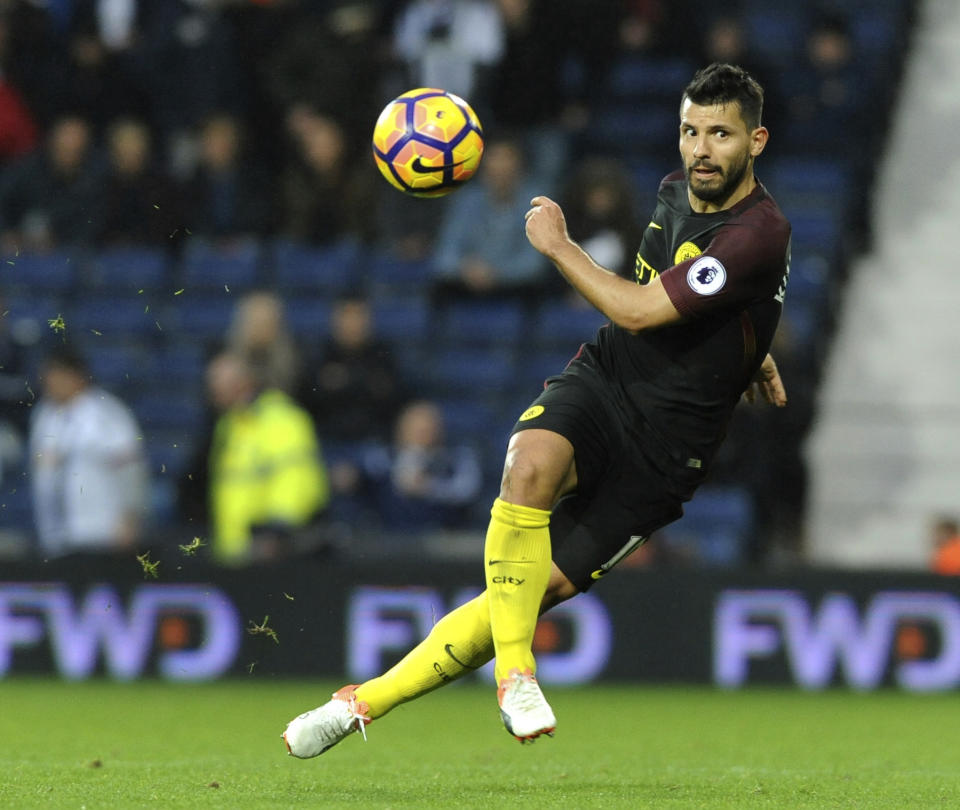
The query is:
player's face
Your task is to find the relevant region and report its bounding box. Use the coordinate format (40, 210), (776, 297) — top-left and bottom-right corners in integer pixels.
(679, 98), (766, 212)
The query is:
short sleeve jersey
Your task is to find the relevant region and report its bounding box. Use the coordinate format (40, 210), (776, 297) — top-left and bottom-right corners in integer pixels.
(570, 170), (791, 494)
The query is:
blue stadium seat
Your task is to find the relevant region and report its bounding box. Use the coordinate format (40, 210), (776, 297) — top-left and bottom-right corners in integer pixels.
(271, 239), (361, 294)
(586, 106), (678, 155)
(71, 295), (165, 340)
(133, 392), (204, 433)
(606, 57), (695, 101)
(283, 296), (332, 343)
(154, 341), (208, 388)
(1, 250), (77, 293)
(170, 295), (235, 340)
(366, 251), (434, 293)
(429, 348), (517, 394)
(180, 238), (261, 292)
(436, 397), (499, 441)
(768, 158), (850, 194)
(666, 486), (755, 566)
(85, 343), (155, 390)
(438, 300), (526, 347)
(0, 461), (33, 532)
(372, 296), (432, 343)
(145, 431), (197, 477)
(742, 10), (805, 66)
(520, 350), (577, 387)
(534, 301), (608, 350)
(86, 247), (171, 291)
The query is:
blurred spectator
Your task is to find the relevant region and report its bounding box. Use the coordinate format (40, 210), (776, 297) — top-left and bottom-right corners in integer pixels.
(64, 0), (149, 130)
(618, 0), (694, 59)
(298, 293), (406, 443)
(280, 108), (376, 245)
(931, 517), (960, 575)
(29, 344), (149, 558)
(136, 0), (243, 167)
(362, 399), (482, 532)
(184, 113), (275, 240)
(432, 135), (548, 298)
(262, 3), (386, 154)
(0, 11), (39, 167)
(392, 0), (504, 112)
(0, 114), (104, 252)
(206, 350), (329, 564)
(225, 290), (300, 394)
(777, 12), (864, 155)
(0, 293), (30, 487)
(696, 16), (783, 135)
(489, 0), (621, 188)
(561, 157), (644, 280)
(98, 117), (183, 246)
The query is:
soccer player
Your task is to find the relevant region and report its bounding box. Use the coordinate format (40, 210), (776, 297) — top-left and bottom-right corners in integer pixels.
(283, 62), (790, 755)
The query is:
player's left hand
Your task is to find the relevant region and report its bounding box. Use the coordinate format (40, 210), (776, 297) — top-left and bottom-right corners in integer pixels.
(524, 196), (571, 260)
(744, 353), (787, 407)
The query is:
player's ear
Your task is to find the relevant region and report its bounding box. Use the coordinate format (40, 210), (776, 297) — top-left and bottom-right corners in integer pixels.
(750, 126), (769, 157)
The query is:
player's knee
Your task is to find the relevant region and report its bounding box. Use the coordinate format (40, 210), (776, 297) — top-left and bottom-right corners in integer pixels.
(540, 566), (578, 612)
(500, 434), (574, 509)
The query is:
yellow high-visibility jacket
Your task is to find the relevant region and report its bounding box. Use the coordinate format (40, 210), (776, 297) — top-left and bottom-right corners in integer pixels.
(209, 389), (329, 562)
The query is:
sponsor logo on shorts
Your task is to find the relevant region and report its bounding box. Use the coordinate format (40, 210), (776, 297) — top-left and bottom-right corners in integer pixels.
(686, 255), (727, 295)
(519, 405), (545, 421)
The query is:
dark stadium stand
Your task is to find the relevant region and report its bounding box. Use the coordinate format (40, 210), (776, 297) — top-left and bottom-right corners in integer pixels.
(0, 0), (917, 566)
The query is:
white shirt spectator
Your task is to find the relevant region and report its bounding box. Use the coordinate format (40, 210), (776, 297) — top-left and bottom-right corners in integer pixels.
(30, 385), (148, 556)
(393, 0), (504, 102)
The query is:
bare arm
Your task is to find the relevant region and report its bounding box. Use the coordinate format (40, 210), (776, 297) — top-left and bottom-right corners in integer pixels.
(525, 195), (681, 332)
(743, 353), (787, 407)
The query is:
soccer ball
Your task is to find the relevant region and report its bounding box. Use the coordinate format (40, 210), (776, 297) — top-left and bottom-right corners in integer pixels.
(371, 88), (484, 198)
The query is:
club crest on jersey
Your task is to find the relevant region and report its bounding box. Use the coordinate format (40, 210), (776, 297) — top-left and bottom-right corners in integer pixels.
(674, 241), (702, 264)
(686, 255), (726, 295)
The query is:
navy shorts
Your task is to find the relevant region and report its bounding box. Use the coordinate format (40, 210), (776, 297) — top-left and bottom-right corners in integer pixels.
(511, 370), (684, 592)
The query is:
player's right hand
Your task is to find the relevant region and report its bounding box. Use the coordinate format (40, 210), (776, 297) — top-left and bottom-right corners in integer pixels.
(524, 196), (571, 260)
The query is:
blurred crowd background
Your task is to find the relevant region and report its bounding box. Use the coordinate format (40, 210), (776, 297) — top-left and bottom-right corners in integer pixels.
(0, 0), (921, 569)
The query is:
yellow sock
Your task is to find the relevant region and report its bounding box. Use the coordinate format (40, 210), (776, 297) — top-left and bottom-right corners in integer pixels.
(485, 497), (552, 684)
(355, 593), (494, 719)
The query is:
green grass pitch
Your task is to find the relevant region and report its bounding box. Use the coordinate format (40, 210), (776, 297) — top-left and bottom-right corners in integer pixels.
(2, 679), (960, 809)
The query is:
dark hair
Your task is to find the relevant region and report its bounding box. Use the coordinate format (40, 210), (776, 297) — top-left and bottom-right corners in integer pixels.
(44, 344), (89, 376)
(682, 63), (764, 130)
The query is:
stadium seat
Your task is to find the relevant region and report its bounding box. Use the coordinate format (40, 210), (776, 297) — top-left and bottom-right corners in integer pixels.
(437, 300), (526, 347)
(85, 247), (171, 291)
(534, 301), (608, 351)
(180, 238), (261, 292)
(428, 348), (518, 395)
(586, 105), (678, 156)
(606, 57), (695, 102)
(742, 10), (805, 66)
(133, 392), (205, 433)
(71, 295), (166, 340)
(768, 158), (851, 194)
(1, 250), (77, 293)
(85, 343), (155, 391)
(271, 239), (361, 294)
(436, 397), (499, 441)
(283, 296), (332, 343)
(372, 296), (432, 344)
(169, 295), (236, 341)
(666, 486), (755, 567)
(153, 341), (208, 389)
(366, 251), (434, 293)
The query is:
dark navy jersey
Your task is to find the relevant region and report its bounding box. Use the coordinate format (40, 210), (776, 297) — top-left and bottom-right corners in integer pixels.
(566, 170), (791, 497)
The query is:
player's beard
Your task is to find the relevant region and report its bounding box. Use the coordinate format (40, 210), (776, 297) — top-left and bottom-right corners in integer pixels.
(685, 149), (750, 205)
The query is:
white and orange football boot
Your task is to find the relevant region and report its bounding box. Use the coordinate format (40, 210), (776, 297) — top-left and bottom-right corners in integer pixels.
(283, 685), (371, 758)
(497, 668), (556, 742)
